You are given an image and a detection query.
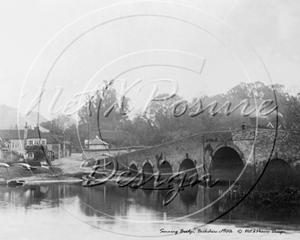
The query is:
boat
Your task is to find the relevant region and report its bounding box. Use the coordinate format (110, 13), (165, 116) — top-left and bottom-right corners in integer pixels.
(7, 180), (25, 186)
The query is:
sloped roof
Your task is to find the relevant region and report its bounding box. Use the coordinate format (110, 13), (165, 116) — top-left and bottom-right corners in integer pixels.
(27, 129), (46, 138)
(42, 132), (62, 144)
(0, 130), (24, 139)
(86, 137), (109, 145)
(0, 129), (62, 144)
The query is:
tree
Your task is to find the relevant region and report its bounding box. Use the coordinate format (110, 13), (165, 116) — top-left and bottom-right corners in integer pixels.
(78, 87), (130, 131)
(41, 114), (74, 135)
(283, 94), (300, 135)
(74, 86), (132, 149)
(40, 114), (80, 152)
(122, 82), (293, 147)
(121, 94), (188, 146)
(122, 115), (156, 146)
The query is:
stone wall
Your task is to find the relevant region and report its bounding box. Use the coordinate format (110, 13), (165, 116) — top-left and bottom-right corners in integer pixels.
(91, 129), (300, 178)
(114, 131), (234, 175)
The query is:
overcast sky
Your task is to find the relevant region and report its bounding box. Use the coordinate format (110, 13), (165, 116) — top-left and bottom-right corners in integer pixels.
(0, 0), (299, 120)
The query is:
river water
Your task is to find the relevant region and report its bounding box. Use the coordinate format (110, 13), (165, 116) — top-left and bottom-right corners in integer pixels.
(0, 182), (299, 240)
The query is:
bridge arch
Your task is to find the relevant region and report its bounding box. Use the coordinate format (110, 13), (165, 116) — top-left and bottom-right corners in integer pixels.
(268, 158), (291, 170)
(259, 158), (293, 189)
(178, 158), (198, 179)
(210, 146), (244, 181)
(128, 161), (138, 176)
(142, 160), (154, 176)
(212, 143), (244, 162)
(158, 160), (173, 179)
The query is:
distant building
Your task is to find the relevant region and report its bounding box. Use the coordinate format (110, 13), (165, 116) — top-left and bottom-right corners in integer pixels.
(44, 132), (71, 159)
(82, 130), (148, 160)
(0, 129), (25, 154)
(84, 137), (109, 150)
(0, 124), (71, 160)
(84, 130), (126, 149)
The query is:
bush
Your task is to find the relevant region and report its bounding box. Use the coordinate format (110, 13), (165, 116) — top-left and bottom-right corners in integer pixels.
(0, 150), (20, 162)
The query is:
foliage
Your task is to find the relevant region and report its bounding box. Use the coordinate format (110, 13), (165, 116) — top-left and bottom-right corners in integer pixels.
(0, 149), (20, 162)
(41, 81), (299, 148)
(222, 185), (300, 208)
(78, 87), (130, 132)
(41, 114), (74, 135)
(283, 95), (300, 128)
(41, 114), (83, 151)
(282, 94), (300, 145)
(121, 81), (291, 146)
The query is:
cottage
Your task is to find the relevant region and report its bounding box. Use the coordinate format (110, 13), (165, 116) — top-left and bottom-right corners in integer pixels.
(0, 124), (71, 160)
(84, 130), (126, 149)
(0, 129), (25, 154)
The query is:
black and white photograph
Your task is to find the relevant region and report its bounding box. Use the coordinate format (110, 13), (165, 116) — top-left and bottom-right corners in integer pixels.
(0, 0), (300, 239)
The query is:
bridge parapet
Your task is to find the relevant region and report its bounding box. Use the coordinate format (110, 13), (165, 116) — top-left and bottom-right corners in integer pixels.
(112, 129), (300, 179)
(115, 130), (242, 175)
(233, 129), (300, 174)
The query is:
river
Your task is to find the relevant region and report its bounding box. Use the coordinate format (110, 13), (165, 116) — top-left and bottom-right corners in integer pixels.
(0, 182), (299, 240)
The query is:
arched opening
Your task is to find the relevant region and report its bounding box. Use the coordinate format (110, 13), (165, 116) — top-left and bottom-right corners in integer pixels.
(259, 158), (293, 190)
(142, 162), (154, 177)
(210, 147), (244, 181)
(179, 158), (198, 180)
(158, 161), (173, 179)
(142, 162), (154, 191)
(128, 164), (138, 177)
(266, 158), (291, 171)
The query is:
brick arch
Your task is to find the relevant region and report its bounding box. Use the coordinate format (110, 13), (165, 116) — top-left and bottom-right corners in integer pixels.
(209, 145), (244, 181)
(173, 157), (191, 173)
(260, 157), (293, 189)
(271, 152), (290, 164)
(128, 161), (138, 175)
(177, 156), (197, 166)
(158, 160), (173, 178)
(212, 143), (244, 164)
(142, 160), (155, 175)
(267, 158), (291, 169)
(128, 160), (138, 169)
(172, 157), (200, 174)
(176, 157), (198, 178)
(141, 159), (154, 168)
(258, 152), (291, 169)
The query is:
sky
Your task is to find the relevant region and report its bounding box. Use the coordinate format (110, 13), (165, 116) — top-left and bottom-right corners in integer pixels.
(0, 0), (300, 121)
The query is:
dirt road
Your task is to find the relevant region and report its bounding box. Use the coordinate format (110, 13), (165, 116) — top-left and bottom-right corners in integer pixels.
(52, 153), (86, 174)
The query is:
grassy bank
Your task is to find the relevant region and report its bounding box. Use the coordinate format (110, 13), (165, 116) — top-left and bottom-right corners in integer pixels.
(0, 166), (85, 182)
(221, 170), (300, 208)
(221, 185), (300, 208)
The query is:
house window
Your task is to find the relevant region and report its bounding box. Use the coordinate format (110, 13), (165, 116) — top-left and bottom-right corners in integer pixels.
(29, 140), (33, 145)
(41, 140), (46, 145)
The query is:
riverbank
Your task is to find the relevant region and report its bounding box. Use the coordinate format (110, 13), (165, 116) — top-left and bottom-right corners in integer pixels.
(0, 167), (86, 184)
(2, 153), (300, 210)
(220, 185), (300, 208)
(0, 153), (86, 184)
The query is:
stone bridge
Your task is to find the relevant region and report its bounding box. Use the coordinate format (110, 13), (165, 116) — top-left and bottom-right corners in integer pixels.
(109, 129), (300, 182)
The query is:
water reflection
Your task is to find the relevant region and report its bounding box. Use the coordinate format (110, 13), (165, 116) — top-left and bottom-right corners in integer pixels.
(0, 182), (300, 237)
(0, 184), (79, 209)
